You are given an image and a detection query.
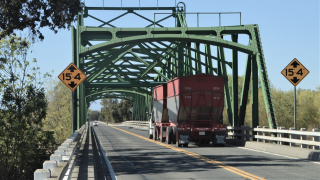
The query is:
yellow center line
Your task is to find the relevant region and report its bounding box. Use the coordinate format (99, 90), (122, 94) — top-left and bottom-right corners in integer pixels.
(109, 125), (266, 180)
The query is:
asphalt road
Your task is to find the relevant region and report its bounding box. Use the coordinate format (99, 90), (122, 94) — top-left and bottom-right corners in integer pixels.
(92, 123), (320, 180)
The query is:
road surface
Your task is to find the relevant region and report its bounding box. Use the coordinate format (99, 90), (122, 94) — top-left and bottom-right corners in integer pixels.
(92, 123), (320, 180)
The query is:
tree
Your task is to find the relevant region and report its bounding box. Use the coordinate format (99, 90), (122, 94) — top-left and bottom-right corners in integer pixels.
(0, 34), (55, 180)
(100, 98), (133, 123)
(0, 0), (84, 41)
(88, 110), (100, 121)
(117, 100), (133, 122)
(296, 89), (319, 130)
(43, 80), (72, 144)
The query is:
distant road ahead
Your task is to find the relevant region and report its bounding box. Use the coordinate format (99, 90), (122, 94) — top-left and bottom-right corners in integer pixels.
(93, 123), (320, 180)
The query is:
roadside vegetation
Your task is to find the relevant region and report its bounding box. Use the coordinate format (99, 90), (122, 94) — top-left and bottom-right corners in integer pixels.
(43, 80), (72, 144)
(99, 98), (133, 123)
(0, 1), (84, 179)
(0, 35), (55, 180)
(222, 75), (320, 131)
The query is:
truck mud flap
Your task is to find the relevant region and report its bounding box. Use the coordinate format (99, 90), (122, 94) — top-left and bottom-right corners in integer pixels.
(213, 131), (226, 144)
(177, 131), (191, 144)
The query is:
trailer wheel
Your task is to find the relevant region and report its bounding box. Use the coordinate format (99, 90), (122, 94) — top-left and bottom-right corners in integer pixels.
(200, 139), (205, 144)
(172, 127), (177, 144)
(152, 127), (157, 140)
(160, 127), (165, 142)
(166, 126), (172, 144)
(182, 143), (188, 147)
(210, 138), (215, 147)
(205, 139), (210, 144)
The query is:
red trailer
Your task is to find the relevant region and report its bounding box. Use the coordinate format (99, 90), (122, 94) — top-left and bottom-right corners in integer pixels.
(150, 74), (227, 147)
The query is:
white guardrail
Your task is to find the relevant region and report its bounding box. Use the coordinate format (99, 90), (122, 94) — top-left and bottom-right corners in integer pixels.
(122, 121), (149, 129)
(34, 124), (87, 180)
(227, 126), (320, 150)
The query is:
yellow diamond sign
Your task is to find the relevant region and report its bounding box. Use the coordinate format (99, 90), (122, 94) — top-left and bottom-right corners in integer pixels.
(58, 63), (87, 91)
(281, 58), (309, 86)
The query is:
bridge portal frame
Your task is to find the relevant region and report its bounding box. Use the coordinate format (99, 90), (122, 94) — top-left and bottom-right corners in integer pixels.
(71, 4), (278, 132)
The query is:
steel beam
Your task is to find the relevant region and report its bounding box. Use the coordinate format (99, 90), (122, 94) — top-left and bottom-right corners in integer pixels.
(232, 34), (239, 127)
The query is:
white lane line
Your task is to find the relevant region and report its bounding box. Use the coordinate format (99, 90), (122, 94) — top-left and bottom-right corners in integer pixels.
(226, 145), (320, 165)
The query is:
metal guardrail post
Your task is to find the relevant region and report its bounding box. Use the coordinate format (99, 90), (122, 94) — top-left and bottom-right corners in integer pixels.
(246, 126), (250, 141)
(257, 126), (262, 142)
(263, 126), (268, 143)
(240, 125), (245, 141)
(300, 128), (307, 148)
(277, 127), (285, 145)
(313, 128), (319, 150)
(289, 127), (296, 147)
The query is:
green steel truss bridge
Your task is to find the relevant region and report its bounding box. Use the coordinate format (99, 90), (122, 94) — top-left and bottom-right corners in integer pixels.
(71, 3), (278, 132)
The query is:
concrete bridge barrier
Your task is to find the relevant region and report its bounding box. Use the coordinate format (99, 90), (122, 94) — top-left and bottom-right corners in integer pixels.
(34, 124), (86, 180)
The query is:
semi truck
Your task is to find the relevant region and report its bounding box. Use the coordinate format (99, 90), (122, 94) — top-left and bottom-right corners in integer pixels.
(148, 74), (227, 147)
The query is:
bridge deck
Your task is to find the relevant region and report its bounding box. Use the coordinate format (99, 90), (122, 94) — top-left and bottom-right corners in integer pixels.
(91, 122), (320, 180)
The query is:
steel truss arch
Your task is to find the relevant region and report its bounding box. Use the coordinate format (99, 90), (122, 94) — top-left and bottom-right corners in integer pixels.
(71, 4), (278, 133)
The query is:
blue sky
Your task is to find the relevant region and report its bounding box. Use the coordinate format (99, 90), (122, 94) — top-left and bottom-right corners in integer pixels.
(22, 0), (319, 111)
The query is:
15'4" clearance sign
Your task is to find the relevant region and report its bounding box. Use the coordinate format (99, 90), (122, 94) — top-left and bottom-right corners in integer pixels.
(58, 63), (87, 91)
(281, 58), (309, 86)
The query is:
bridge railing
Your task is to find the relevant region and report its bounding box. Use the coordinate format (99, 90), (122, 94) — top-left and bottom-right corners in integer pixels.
(34, 124), (87, 180)
(227, 126), (320, 150)
(122, 120), (149, 129)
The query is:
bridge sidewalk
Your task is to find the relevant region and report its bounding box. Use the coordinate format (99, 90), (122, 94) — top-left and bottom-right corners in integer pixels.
(70, 126), (95, 180)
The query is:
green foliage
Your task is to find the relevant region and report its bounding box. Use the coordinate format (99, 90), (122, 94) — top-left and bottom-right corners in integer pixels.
(118, 100), (134, 122)
(100, 99), (133, 123)
(0, 0), (84, 41)
(88, 110), (101, 121)
(0, 35), (55, 180)
(222, 74), (320, 130)
(43, 80), (72, 144)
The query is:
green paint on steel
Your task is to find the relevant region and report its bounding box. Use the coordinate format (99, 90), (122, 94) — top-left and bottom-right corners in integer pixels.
(71, 3), (277, 130)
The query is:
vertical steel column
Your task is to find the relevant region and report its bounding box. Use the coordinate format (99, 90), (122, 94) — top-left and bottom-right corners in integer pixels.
(139, 97), (143, 120)
(217, 46), (222, 76)
(239, 54), (252, 126)
(252, 54), (259, 128)
(171, 52), (176, 76)
(133, 96), (138, 120)
(144, 94), (148, 121)
(78, 11), (86, 127)
(194, 43), (202, 74)
(71, 26), (78, 132)
(186, 42), (192, 75)
(167, 57), (172, 79)
(205, 44), (213, 75)
(178, 43), (185, 76)
(76, 13), (81, 129)
(146, 92), (151, 121)
(232, 34), (238, 127)
(216, 48), (223, 122)
(218, 46), (232, 126)
(183, 45), (188, 74)
(136, 96), (140, 121)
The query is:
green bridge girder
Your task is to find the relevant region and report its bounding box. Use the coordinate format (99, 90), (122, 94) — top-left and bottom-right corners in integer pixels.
(72, 4), (278, 132)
